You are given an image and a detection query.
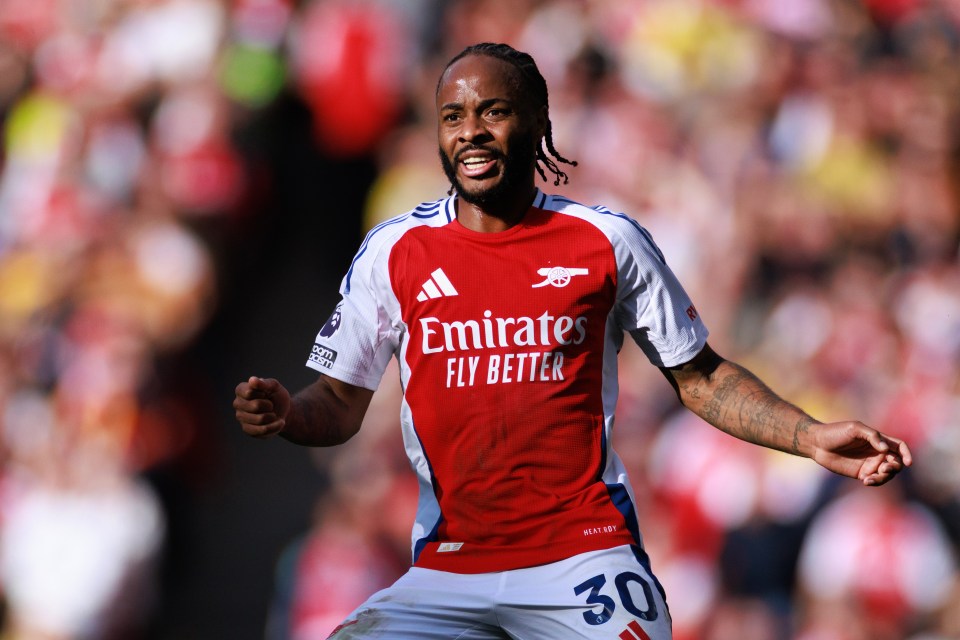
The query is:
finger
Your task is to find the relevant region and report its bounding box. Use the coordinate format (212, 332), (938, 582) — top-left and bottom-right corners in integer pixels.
(243, 419), (285, 438)
(884, 453), (906, 470)
(235, 409), (280, 427)
(235, 381), (257, 400)
(865, 456), (907, 485)
(864, 474), (887, 486)
(880, 458), (903, 474)
(249, 376), (280, 393)
(858, 456), (884, 483)
(237, 377), (266, 400)
(238, 377), (280, 401)
(895, 439), (913, 466)
(865, 469), (897, 486)
(233, 396), (262, 413)
(873, 431), (913, 466)
(875, 436), (912, 469)
(861, 428), (890, 453)
(233, 396), (276, 413)
(878, 460), (902, 475)
(864, 461), (896, 485)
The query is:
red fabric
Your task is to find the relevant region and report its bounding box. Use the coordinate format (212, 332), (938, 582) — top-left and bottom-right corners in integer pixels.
(863, 0), (920, 25)
(295, 3), (406, 157)
(388, 206), (636, 573)
(161, 141), (243, 214)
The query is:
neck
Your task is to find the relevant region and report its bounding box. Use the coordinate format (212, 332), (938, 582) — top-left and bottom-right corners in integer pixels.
(456, 185), (538, 233)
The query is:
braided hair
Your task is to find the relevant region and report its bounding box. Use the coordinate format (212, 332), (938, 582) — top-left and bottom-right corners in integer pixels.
(438, 42), (577, 187)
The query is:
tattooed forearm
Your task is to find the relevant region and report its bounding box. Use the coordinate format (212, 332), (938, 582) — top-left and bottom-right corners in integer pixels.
(675, 359), (815, 454)
(736, 387), (784, 444)
(792, 415), (815, 455)
(701, 365), (785, 444)
(699, 369), (750, 428)
(664, 345), (819, 455)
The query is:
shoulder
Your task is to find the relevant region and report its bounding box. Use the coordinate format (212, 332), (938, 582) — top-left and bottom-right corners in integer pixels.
(363, 196), (456, 248)
(542, 193), (665, 264)
(344, 195), (456, 293)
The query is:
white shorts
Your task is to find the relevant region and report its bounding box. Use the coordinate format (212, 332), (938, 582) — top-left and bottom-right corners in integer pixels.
(327, 544), (672, 639)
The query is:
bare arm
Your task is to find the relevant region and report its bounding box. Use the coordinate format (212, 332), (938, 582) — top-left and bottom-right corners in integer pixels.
(660, 343), (912, 486)
(234, 374), (374, 446)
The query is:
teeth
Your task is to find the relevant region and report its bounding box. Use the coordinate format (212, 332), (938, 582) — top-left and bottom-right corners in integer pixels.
(463, 158), (490, 165)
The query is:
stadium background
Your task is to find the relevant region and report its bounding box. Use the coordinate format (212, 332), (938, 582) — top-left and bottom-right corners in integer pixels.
(0, 0), (958, 638)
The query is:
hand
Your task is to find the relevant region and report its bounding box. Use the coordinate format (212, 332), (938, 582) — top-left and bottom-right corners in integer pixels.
(811, 421), (913, 486)
(234, 376), (291, 438)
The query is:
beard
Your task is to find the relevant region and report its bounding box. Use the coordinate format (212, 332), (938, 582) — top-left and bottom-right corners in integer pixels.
(439, 132), (538, 208)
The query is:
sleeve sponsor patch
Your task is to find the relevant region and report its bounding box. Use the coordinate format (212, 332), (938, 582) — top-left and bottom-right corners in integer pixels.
(309, 343), (338, 369)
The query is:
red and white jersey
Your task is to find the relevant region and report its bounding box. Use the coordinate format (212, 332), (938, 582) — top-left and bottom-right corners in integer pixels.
(307, 190), (709, 574)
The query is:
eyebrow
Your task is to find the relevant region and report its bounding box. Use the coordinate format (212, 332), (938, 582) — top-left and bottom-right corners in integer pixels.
(440, 97), (512, 112)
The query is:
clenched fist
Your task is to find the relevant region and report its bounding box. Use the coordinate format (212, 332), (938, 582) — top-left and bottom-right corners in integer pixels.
(234, 376), (291, 438)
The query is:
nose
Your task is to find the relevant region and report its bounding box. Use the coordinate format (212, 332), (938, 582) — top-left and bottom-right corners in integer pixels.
(459, 113), (490, 143)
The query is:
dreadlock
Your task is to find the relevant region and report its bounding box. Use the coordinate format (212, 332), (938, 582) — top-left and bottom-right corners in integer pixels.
(438, 42), (578, 187)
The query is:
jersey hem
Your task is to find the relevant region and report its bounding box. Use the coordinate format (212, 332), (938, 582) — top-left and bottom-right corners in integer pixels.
(412, 531), (637, 574)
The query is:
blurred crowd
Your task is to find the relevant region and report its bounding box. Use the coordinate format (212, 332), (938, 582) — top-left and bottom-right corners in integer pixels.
(0, 0), (958, 639)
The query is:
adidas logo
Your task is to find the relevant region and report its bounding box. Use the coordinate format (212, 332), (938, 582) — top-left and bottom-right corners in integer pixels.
(416, 268), (459, 302)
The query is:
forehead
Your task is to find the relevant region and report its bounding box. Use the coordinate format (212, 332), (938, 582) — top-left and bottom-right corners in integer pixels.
(437, 55), (526, 107)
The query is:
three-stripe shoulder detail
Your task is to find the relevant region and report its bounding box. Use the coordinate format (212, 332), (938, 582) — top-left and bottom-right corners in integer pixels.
(412, 199), (448, 219)
(547, 195), (666, 265)
(345, 197), (453, 292)
(344, 198), (455, 293)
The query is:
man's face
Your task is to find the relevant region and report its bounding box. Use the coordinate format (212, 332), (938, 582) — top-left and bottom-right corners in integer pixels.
(436, 55), (546, 208)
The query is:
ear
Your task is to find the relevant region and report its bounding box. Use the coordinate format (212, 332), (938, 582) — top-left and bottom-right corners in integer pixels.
(536, 105), (548, 140)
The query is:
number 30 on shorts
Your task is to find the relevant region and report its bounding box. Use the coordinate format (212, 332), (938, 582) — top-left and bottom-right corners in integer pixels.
(573, 572), (658, 626)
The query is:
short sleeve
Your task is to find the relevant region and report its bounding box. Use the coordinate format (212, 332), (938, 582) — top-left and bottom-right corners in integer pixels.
(306, 243), (398, 390)
(612, 221), (708, 367)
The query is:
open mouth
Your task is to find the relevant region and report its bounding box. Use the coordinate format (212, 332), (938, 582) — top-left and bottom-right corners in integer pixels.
(459, 152), (499, 178)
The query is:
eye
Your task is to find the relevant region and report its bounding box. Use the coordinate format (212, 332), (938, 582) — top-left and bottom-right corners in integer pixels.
(443, 112), (461, 123)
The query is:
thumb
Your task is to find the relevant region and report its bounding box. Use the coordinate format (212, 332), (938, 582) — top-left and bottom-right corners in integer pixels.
(248, 376), (279, 393)
(844, 422), (889, 453)
(864, 429), (890, 453)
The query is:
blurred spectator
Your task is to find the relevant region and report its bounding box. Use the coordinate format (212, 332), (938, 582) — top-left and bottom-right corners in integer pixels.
(0, 395), (164, 639)
(797, 485), (957, 639)
(290, 0), (412, 157)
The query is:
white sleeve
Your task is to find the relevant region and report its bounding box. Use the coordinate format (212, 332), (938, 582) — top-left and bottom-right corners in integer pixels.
(305, 239), (399, 391)
(612, 220), (709, 367)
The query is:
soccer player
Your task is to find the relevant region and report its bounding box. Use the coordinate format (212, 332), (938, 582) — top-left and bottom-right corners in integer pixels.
(234, 43), (912, 640)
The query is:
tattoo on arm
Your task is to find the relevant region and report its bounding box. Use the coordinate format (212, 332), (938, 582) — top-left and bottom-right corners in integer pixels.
(792, 416), (815, 455)
(700, 369), (750, 433)
(694, 362), (810, 452)
(733, 388), (779, 444)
